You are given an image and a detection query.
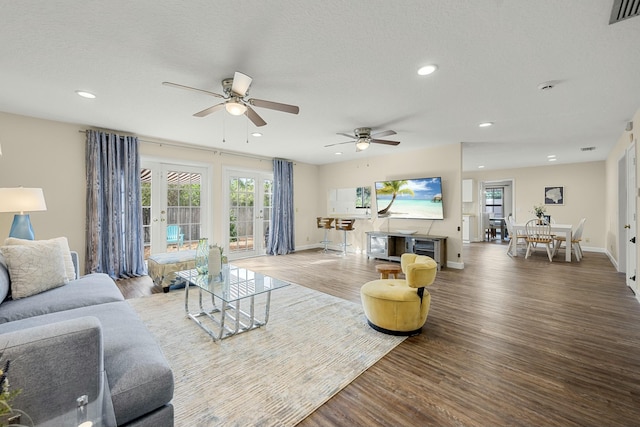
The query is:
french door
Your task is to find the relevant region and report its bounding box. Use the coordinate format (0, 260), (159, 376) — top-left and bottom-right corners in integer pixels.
(141, 162), (209, 258)
(224, 168), (273, 260)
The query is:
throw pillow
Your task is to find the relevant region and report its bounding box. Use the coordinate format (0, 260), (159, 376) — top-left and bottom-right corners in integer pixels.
(4, 236), (76, 280)
(0, 253), (10, 302)
(0, 241), (69, 299)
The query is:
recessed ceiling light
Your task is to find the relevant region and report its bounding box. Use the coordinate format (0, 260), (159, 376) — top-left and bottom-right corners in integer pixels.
(478, 165), (485, 169)
(75, 90), (96, 99)
(547, 154), (556, 158)
(335, 152), (343, 156)
(478, 122), (493, 128)
(548, 158), (557, 162)
(417, 64), (438, 76)
(251, 132), (262, 137)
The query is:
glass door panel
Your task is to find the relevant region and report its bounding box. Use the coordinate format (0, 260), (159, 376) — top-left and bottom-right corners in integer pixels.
(226, 170), (272, 259)
(141, 162), (208, 259)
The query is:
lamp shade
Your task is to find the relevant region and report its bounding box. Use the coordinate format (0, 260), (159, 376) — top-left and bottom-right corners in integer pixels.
(225, 101), (247, 116)
(356, 139), (370, 151)
(0, 187), (47, 213)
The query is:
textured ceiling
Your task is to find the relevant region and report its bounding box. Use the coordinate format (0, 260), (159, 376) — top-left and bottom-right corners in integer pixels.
(1, 1), (639, 171)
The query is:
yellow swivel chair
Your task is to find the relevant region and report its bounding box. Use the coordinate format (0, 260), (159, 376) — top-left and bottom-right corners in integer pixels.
(360, 253), (438, 336)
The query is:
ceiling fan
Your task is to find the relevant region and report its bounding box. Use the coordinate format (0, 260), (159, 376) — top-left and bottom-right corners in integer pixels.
(162, 71), (299, 127)
(325, 127), (400, 152)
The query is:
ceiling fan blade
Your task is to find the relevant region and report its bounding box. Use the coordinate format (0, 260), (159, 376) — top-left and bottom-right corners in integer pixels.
(324, 141), (355, 148)
(246, 106), (267, 127)
(162, 81), (225, 98)
(250, 98), (300, 114)
(370, 138), (400, 146)
(336, 132), (356, 139)
(193, 103), (225, 117)
(231, 71), (252, 97)
(371, 130), (397, 138)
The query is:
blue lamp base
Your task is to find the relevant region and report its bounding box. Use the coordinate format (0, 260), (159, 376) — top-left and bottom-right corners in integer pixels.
(9, 214), (35, 240)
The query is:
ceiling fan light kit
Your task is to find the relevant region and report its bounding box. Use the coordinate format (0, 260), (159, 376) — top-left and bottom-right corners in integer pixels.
(356, 139), (370, 151)
(225, 100), (247, 116)
(163, 71), (299, 127)
(325, 127), (401, 152)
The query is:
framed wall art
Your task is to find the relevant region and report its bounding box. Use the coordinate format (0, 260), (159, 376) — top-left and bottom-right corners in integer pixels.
(544, 186), (564, 205)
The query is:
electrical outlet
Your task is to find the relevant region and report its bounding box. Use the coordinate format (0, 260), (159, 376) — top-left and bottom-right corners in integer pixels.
(585, 237), (590, 243)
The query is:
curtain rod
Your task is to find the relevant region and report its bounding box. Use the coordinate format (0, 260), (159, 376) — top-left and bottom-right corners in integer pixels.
(77, 129), (277, 162)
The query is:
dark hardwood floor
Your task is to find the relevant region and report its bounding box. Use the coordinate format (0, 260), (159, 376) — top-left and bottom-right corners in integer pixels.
(117, 242), (640, 426)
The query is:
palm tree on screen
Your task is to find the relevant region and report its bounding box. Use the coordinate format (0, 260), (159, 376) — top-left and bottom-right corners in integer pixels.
(377, 180), (414, 215)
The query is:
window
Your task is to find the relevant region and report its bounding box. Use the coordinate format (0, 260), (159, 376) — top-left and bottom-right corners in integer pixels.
(485, 187), (504, 217)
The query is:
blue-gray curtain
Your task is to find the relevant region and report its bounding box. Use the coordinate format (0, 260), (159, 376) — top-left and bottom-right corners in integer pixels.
(86, 130), (146, 278)
(267, 159), (295, 255)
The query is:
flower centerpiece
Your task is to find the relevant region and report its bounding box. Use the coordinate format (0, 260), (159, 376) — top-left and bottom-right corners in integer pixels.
(531, 203), (547, 219)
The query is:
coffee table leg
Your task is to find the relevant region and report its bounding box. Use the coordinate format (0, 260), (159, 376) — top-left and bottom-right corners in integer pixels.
(263, 291), (272, 325)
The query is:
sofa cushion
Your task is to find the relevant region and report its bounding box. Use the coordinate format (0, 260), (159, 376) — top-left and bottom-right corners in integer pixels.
(0, 240), (68, 299)
(0, 254), (10, 302)
(4, 236), (76, 280)
(0, 301), (174, 426)
(0, 272), (124, 324)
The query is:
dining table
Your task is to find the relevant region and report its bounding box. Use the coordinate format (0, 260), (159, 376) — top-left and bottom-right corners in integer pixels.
(511, 223), (574, 262)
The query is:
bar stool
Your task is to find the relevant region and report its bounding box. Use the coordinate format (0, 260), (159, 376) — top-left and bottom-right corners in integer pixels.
(334, 218), (356, 256)
(317, 217), (334, 253)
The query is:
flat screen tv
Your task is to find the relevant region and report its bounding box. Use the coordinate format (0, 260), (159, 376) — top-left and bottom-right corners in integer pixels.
(375, 177), (444, 220)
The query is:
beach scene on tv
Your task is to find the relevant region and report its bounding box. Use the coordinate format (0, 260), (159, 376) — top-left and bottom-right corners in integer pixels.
(375, 177), (444, 219)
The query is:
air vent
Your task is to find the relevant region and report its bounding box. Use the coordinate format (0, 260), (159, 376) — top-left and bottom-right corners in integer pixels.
(581, 146), (597, 152)
(610, 0), (640, 24)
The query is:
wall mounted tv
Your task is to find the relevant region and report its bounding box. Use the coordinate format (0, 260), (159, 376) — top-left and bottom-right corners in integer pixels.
(375, 177), (444, 220)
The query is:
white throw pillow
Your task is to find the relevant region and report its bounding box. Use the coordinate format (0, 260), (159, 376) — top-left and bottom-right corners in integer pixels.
(0, 240), (69, 299)
(4, 237), (75, 280)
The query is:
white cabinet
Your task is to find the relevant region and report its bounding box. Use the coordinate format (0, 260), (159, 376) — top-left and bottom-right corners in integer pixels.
(462, 179), (474, 202)
(463, 215), (478, 242)
(463, 215), (470, 242)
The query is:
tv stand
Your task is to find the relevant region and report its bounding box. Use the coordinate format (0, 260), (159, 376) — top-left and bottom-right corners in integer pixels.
(366, 231), (447, 270)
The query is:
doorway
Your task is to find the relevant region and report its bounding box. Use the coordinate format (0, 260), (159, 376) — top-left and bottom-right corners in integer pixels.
(141, 162), (209, 258)
(224, 168), (273, 260)
(620, 141), (637, 295)
(479, 179), (515, 240)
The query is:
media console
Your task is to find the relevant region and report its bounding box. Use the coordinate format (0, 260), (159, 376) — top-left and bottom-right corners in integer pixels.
(366, 231), (447, 270)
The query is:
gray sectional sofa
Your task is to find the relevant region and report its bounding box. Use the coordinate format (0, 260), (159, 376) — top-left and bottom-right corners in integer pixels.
(0, 251), (174, 426)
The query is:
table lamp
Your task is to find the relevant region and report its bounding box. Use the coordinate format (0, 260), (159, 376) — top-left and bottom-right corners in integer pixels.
(0, 187), (47, 240)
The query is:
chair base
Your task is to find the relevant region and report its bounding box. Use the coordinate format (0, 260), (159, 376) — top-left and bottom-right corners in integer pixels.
(366, 320), (422, 336)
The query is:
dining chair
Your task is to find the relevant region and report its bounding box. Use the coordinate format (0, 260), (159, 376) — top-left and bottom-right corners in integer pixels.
(524, 218), (554, 262)
(506, 215), (527, 255)
(552, 218), (586, 261)
(482, 212), (496, 241)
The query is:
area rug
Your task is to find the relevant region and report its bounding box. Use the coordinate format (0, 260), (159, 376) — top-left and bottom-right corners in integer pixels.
(128, 283), (405, 426)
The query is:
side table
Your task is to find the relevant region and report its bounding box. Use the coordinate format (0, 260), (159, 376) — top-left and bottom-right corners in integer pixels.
(375, 263), (402, 279)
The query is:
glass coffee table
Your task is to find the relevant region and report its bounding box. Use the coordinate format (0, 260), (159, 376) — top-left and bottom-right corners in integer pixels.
(176, 264), (290, 341)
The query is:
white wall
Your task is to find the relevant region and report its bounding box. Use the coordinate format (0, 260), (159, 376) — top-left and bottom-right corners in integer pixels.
(0, 111), (322, 273)
(464, 161), (607, 251)
(318, 143), (464, 267)
(605, 108), (640, 267)
(0, 112), (87, 267)
(9, 105), (630, 273)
